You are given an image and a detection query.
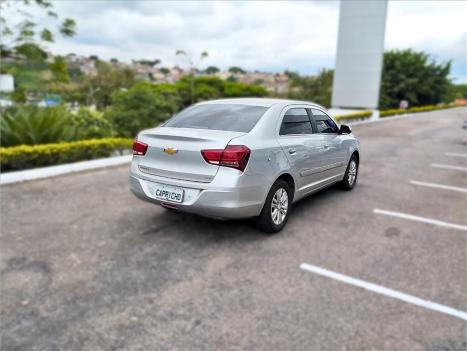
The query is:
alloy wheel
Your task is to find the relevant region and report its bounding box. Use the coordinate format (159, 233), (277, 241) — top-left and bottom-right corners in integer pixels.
(348, 160), (357, 186)
(271, 188), (288, 225)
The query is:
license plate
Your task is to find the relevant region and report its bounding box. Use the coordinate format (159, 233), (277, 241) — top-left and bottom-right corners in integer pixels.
(154, 184), (184, 203)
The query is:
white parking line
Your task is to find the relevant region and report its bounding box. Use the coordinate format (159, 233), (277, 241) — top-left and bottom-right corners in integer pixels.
(373, 209), (467, 232)
(300, 263), (467, 321)
(445, 152), (467, 158)
(409, 180), (467, 193)
(431, 163), (467, 172)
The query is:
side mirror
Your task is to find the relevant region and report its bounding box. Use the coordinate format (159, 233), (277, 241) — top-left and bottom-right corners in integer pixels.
(339, 124), (352, 134)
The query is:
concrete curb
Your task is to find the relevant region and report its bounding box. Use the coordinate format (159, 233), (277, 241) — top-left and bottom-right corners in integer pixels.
(1, 155), (132, 185)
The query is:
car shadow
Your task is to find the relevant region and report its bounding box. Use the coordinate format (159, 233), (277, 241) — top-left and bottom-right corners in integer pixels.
(292, 184), (343, 213)
(141, 208), (265, 244)
(138, 183), (348, 244)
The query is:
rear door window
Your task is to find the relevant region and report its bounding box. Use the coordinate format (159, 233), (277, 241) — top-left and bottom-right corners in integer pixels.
(164, 104), (268, 133)
(279, 108), (313, 135)
(311, 109), (339, 134)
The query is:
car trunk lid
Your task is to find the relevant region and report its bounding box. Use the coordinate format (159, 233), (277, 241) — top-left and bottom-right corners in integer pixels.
(136, 127), (245, 183)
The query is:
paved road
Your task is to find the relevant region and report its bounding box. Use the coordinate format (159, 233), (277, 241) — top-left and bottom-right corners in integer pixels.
(1, 108), (466, 351)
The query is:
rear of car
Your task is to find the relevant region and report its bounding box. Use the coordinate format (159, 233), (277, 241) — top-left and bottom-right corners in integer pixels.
(129, 102), (273, 219)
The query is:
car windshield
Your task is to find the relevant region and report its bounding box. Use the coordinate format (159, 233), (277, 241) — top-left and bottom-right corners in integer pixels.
(164, 104), (268, 133)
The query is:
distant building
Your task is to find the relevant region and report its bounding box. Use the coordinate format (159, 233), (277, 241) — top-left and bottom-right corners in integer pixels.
(59, 52), (289, 91)
(65, 53), (97, 76)
(215, 70), (289, 93)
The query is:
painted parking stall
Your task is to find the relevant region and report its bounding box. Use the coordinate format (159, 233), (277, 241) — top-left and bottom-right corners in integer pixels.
(297, 107), (467, 330)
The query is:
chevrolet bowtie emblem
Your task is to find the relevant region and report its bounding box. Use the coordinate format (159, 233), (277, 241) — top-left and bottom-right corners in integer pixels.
(163, 147), (178, 155)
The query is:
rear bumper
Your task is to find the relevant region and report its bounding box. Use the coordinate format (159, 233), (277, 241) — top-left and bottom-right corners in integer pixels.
(129, 173), (266, 219)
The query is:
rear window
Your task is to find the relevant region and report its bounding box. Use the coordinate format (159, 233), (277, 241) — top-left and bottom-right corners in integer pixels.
(164, 104), (268, 133)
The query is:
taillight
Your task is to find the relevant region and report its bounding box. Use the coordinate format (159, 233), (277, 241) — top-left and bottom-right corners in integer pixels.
(133, 139), (148, 155)
(201, 145), (251, 172)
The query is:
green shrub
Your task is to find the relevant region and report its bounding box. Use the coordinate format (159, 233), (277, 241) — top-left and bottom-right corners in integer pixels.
(334, 111), (372, 122)
(380, 104), (456, 118)
(407, 104), (455, 113)
(70, 108), (115, 139)
(379, 109), (405, 117)
(222, 81), (268, 98)
(0, 105), (77, 147)
(0, 138), (132, 172)
(105, 81), (180, 138)
(286, 69), (333, 108)
(173, 76), (224, 106)
(105, 77), (269, 138)
(173, 76), (268, 107)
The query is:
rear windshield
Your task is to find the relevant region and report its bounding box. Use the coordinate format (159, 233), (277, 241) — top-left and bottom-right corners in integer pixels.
(164, 104), (268, 133)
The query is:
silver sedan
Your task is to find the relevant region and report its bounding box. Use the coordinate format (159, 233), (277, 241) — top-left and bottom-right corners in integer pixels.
(130, 98), (360, 233)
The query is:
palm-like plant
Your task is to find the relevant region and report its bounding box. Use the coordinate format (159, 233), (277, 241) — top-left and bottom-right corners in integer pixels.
(176, 50), (209, 104)
(0, 106), (77, 147)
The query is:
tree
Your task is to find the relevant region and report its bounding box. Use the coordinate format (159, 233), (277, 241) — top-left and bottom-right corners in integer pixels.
(205, 66), (220, 75)
(159, 67), (170, 75)
(175, 50), (209, 103)
(223, 81), (268, 98)
(174, 76), (223, 107)
(379, 49), (453, 109)
(284, 70), (300, 80)
(173, 76), (268, 108)
(226, 75), (238, 82)
(287, 69), (334, 107)
(105, 81), (180, 137)
(45, 55), (72, 100)
(0, 0), (76, 60)
(134, 59), (161, 67)
(78, 61), (136, 109)
(48, 56), (70, 83)
(229, 66), (246, 74)
(451, 84), (467, 100)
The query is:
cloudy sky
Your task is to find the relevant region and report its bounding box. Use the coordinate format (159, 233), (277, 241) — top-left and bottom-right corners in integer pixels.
(14, 0), (467, 82)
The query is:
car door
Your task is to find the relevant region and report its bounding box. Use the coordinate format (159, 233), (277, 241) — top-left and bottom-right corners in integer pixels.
(276, 106), (324, 190)
(310, 108), (347, 179)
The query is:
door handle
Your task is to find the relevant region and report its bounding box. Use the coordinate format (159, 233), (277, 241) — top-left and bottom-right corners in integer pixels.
(288, 148), (297, 155)
(323, 144), (330, 149)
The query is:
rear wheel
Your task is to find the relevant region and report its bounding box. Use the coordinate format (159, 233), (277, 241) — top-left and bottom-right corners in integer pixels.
(255, 179), (292, 234)
(340, 154), (358, 190)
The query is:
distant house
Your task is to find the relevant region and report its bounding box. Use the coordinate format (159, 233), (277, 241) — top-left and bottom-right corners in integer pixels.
(65, 53), (97, 76)
(215, 70), (290, 93)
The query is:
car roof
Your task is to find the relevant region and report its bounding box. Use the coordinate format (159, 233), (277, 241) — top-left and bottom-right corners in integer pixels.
(197, 98), (326, 110)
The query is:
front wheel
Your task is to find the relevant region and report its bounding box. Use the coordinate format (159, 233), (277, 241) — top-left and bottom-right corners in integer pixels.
(255, 179), (292, 234)
(340, 155), (358, 190)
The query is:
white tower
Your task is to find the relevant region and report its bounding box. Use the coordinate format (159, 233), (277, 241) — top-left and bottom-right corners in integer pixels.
(331, 0), (388, 109)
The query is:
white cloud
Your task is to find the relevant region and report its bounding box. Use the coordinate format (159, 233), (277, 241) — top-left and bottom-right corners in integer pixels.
(7, 0), (466, 81)
(47, 0), (340, 73)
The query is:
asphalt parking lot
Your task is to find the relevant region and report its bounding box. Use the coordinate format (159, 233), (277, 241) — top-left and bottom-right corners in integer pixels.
(1, 107), (466, 351)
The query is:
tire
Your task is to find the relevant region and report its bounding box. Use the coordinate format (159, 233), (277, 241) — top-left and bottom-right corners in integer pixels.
(255, 179), (292, 234)
(340, 154), (358, 191)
